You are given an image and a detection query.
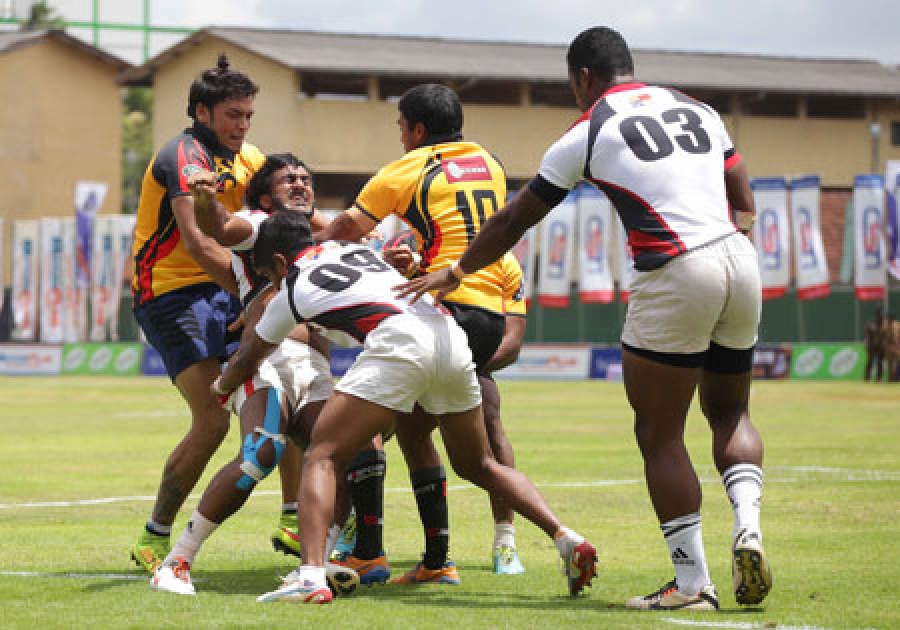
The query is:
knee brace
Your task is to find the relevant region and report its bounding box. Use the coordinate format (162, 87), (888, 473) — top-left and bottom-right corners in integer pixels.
(237, 388), (286, 491)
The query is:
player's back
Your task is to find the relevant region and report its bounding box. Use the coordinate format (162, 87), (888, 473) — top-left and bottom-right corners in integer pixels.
(582, 84), (736, 269)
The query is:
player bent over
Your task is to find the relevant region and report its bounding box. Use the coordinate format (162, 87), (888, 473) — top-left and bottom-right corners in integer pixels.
(214, 211), (598, 604)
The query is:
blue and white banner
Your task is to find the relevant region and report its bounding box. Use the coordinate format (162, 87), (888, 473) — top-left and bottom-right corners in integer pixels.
(538, 190), (576, 308)
(0, 218), (3, 315)
(11, 220), (39, 341)
(615, 216), (634, 303)
(39, 218), (66, 343)
(90, 215), (116, 341)
(62, 218), (87, 342)
(852, 174), (886, 301)
(107, 215), (136, 340)
(577, 184), (614, 303)
(751, 177), (791, 300)
(884, 161), (900, 281)
(789, 176), (830, 300)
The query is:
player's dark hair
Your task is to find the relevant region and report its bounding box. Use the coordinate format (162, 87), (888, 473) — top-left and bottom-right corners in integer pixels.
(244, 153), (313, 210)
(566, 27), (634, 82)
(397, 83), (463, 139)
(253, 211), (313, 272)
(187, 53), (259, 119)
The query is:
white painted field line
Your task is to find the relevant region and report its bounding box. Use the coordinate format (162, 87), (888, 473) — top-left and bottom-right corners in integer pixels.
(1, 467), (896, 510)
(0, 570), (205, 583)
(661, 618), (875, 630)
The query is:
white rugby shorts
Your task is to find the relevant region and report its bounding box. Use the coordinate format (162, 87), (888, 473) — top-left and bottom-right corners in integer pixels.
(226, 339), (333, 416)
(336, 312), (482, 415)
(622, 232), (761, 354)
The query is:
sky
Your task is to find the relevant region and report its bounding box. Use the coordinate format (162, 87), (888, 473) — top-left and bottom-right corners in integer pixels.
(3, 0), (899, 66)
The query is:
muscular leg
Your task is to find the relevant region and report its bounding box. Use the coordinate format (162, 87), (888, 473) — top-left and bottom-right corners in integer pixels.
(151, 359), (231, 526)
(395, 405), (450, 570)
(438, 405), (560, 537)
(299, 392), (396, 568)
(699, 369), (762, 473)
(278, 440), (301, 508)
(623, 349), (701, 523)
(479, 376), (516, 525)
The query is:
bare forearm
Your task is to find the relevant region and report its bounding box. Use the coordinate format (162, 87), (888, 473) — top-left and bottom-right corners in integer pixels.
(219, 346), (262, 394)
(186, 239), (239, 296)
(193, 194), (231, 241)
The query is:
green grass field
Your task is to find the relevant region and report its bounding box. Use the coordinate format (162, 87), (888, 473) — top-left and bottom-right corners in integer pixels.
(1, 377), (898, 629)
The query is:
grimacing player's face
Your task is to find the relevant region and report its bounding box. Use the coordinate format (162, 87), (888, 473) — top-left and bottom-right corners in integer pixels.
(269, 165), (314, 214)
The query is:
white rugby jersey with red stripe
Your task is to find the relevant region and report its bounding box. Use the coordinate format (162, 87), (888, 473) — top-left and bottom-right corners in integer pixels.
(531, 83), (742, 271)
(229, 209), (271, 307)
(256, 241), (445, 346)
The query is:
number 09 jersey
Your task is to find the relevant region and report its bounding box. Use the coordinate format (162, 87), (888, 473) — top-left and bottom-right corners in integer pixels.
(353, 140), (509, 316)
(534, 83), (742, 271)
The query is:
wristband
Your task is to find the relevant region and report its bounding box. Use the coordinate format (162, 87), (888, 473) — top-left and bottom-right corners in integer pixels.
(449, 262), (467, 281)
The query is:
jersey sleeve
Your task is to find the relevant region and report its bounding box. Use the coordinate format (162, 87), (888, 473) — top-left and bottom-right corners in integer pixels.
(353, 160), (412, 222)
(536, 122), (589, 194)
(230, 209), (268, 252)
(712, 111), (741, 170)
(153, 135), (215, 199)
(255, 288), (297, 344)
(501, 254), (527, 317)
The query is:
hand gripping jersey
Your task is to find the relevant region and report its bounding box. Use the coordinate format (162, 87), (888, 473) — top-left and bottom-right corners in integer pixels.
(354, 140), (511, 315)
(533, 83), (741, 271)
(131, 123), (265, 305)
(256, 241), (445, 346)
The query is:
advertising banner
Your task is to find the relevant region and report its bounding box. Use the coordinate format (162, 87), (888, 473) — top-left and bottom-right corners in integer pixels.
(61, 343), (143, 376)
(577, 185), (615, 303)
(494, 344), (591, 380)
(852, 174), (886, 301)
(329, 346), (363, 377)
(751, 178), (791, 300)
(510, 225), (536, 304)
(141, 344), (167, 376)
(752, 344), (792, 380)
(789, 176), (830, 300)
(11, 220), (39, 341)
(109, 215), (137, 339)
(790, 343), (865, 380)
(89, 215), (116, 341)
(615, 216), (634, 303)
(62, 218), (87, 342)
(884, 162), (900, 280)
(0, 343), (62, 375)
(39, 218), (66, 342)
(538, 190), (576, 308)
(589, 346), (623, 380)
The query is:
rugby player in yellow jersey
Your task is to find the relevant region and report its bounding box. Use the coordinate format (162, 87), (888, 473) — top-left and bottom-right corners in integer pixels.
(314, 83), (532, 584)
(130, 54), (268, 573)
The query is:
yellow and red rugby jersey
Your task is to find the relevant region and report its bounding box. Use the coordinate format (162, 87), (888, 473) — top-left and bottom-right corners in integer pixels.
(131, 123), (265, 305)
(499, 253), (526, 318)
(355, 140), (510, 315)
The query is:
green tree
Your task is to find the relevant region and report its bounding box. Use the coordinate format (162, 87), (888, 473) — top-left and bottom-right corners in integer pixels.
(21, 1), (63, 30)
(122, 87), (153, 214)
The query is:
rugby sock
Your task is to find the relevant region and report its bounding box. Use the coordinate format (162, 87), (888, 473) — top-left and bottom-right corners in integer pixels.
(723, 463), (763, 540)
(553, 526), (584, 556)
(494, 522), (516, 549)
(296, 565), (328, 589)
(146, 520), (172, 537)
(165, 510), (218, 566)
(410, 466), (450, 570)
(325, 523), (343, 557)
(661, 512), (712, 596)
(346, 449), (386, 560)
(281, 502), (298, 515)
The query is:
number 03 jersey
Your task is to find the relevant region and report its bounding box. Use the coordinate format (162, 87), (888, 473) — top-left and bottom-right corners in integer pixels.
(353, 140), (510, 315)
(255, 241), (445, 347)
(534, 83), (741, 271)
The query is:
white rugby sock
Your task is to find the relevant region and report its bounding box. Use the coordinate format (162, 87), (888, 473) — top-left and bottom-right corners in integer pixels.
(661, 512), (711, 596)
(553, 526), (584, 557)
(165, 510), (219, 566)
(295, 565), (328, 588)
(722, 464), (763, 540)
(494, 523), (516, 549)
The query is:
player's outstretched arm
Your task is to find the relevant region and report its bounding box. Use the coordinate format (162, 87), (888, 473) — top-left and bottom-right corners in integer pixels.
(171, 194), (239, 296)
(187, 170), (254, 247)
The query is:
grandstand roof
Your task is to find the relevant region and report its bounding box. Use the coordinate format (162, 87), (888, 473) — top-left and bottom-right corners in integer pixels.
(0, 28), (130, 70)
(121, 27), (900, 97)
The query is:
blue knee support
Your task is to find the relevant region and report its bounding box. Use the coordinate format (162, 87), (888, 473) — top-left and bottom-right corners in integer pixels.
(237, 388), (286, 491)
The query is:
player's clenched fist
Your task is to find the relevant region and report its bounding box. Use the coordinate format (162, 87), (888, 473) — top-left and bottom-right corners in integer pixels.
(186, 167), (217, 210)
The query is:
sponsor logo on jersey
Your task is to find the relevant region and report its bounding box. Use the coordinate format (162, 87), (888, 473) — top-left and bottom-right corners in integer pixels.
(441, 156), (491, 183)
(629, 93), (653, 107)
(181, 164), (204, 179)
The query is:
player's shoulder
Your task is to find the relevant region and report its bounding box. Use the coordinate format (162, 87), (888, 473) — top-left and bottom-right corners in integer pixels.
(237, 142), (266, 168)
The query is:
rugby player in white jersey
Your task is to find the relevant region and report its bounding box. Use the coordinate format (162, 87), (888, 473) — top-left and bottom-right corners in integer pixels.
(150, 155), (366, 596)
(213, 211), (598, 604)
(398, 26), (772, 612)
